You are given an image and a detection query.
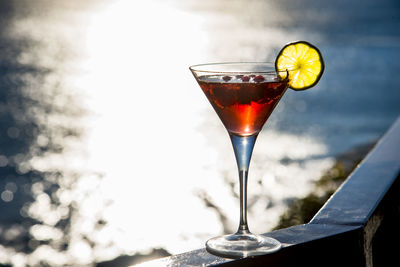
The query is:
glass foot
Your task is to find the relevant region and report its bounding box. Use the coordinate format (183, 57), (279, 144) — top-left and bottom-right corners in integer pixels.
(206, 232), (281, 258)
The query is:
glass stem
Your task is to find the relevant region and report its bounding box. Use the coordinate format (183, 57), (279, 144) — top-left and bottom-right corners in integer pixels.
(230, 133), (258, 235)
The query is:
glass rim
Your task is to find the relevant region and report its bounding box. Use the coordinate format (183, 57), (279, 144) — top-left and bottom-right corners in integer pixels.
(189, 62), (286, 74)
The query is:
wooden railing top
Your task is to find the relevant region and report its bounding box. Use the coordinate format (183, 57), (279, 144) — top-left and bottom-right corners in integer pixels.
(310, 116), (400, 226)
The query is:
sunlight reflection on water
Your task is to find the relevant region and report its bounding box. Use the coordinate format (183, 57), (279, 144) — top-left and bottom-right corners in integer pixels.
(0, 0), (337, 265)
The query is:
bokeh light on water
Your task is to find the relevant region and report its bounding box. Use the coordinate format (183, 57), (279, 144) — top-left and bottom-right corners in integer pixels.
(0, 0), (399, 265)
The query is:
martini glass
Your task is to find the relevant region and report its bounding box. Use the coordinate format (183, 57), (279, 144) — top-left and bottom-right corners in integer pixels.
(189, 62), (289, 258)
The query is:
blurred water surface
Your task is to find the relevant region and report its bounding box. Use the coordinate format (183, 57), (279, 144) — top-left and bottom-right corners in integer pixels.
(0, 0), (399, 265)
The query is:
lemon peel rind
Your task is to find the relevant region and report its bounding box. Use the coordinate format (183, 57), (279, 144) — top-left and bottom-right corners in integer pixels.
(275, 41), (325, 91)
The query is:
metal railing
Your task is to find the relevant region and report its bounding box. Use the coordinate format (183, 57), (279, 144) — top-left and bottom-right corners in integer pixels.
(136, 117), (400, 267)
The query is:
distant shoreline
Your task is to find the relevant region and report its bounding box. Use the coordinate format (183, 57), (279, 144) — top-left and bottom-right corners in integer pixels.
(274, 141), (376, 230)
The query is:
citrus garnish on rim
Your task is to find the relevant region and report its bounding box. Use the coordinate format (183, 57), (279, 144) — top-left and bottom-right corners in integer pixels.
(275, 41), (324, 90)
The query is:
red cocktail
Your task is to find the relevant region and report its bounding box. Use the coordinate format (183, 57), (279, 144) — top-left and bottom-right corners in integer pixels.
(197, 74), (287, 136)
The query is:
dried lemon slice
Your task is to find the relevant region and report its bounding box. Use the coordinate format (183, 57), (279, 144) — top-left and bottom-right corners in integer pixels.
(275, 41), (324, 90)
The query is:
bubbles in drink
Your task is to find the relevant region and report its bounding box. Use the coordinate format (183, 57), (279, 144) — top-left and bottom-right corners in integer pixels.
(198, 74), (279, 84)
